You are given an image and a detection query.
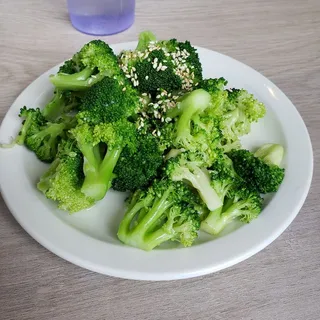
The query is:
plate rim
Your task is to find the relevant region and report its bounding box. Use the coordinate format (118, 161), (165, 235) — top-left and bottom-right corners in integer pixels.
(0, 42), (314, 281)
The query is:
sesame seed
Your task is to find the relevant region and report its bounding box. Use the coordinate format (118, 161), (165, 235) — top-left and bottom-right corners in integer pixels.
(157, 130), (161, 136)
(156, 94), (161, 99)
(132, 67), (136, 71)
(142, 93), (147, 96)
(134, 74), (138, 79)
(122, 87), (126, 91)
(145, 76), (149, 80)
(161, 66), (167, 71)
(126, 74), (131, 78)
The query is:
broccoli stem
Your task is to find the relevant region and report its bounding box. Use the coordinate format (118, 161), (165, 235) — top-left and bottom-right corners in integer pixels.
(42, 90), (79, 121)
(201, 200), (247, 235)
(50, 67), (105, 91)
(171, 165), (222, 211)
(118, 187), (175, 251)
(81, 146), (123, 200)
(37, 158), (60, 192)
(15, 113), (34, 145)
(133, 187), (174, 235)
(42, 90), (65, 121)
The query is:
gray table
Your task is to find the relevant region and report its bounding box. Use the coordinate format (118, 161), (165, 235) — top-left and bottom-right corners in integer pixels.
(1, 1), (319, 319)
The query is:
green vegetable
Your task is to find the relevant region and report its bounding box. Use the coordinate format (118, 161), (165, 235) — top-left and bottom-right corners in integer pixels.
(77, 76), (140, 125)
(228, 148), (285, 194)
(112, 133), (163, 192)
(37, 139), (95, 213)
(15, 107), (74, 162)
(119, 32), (203, 95)
(50, 40), (121, 91)
(201, 183), (263, 235)
(70, 120), (137, 201)
(117, 179), (200, 251)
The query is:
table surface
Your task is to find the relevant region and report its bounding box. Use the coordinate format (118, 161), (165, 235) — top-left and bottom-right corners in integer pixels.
(1, 0), (319, 319)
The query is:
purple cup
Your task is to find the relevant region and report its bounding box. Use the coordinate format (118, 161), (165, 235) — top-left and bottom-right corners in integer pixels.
(67, 0), (135, 36)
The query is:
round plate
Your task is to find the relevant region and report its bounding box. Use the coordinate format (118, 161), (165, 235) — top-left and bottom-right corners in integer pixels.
(0, 42), (313, 280)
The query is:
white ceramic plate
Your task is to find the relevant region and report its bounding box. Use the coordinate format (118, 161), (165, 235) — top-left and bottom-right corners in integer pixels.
(0, 42), (313, 281)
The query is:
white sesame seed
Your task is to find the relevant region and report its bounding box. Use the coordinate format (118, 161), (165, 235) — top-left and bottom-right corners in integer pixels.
(142, 93), (147, 96)
(132, 67), (136, 71)
(126, 74), (131, 78)
(156, 94), (161, 99)
(145, 76), (149, 80)
(157, 130), (161, 136)
(134, 74), (138, 79)
(161, 66), (167, 71)
(122, 87), (126, 91)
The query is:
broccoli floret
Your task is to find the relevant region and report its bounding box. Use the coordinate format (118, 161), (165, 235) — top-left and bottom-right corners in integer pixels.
(50, 40), (121, 91)
(77, 76), (140, 125)
(198, 77), (228, 113)
(159, 38), (203, 87)
(228, 148), (285, 194)
(42, 90), (82, 121)
(117, 179), (200, 251)
(134, 50), (182, 94)
(201, 184), (263, 235)
(70, 120), (137, 201)
(14, 107), (74, 162)
(136, 30), (157, 51)
(37, 139), (94, 213)
(112, 133), (163, 192)
(166, 152), (223, 212)
(166, 89), (212, 150)
(119, 32), (203, 95)
(219, 89), (266, 144)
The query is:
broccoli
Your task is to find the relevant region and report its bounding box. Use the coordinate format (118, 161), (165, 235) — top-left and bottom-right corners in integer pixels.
(254, 143), (284, 166)
(42, 89), (82, 121)
(112, 133), (163, 192)
(70, 120), (137, 201)
(50, 40), (122, 91)
(37, 139), (95, 213)
(228, 148), (285, 194)
(119, 32), (203, 95)
(166, 89), (212, 150)
(219, 89), (266, 145)
(77, 76), (140, 125)
(117, 179), (200, 251)
(201, 183), (263, 235)
(136, 30), (157, 51)
(197, 77), (228, 113)
(166, 151), (223, 212)
(14, 107), (74, 162)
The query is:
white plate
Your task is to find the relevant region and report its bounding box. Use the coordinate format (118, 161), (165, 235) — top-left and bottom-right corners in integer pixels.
(0, 42), (313, 281)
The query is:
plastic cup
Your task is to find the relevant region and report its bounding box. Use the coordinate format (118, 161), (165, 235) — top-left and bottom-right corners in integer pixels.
(67, 0), (135, 36)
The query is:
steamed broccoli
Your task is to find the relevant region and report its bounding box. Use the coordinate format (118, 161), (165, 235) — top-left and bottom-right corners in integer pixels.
(112, 133), (163, 192)
(119, 31), (203, 95)
(197, 77), (228, 113)
(166, 89), (212, 150)
(254, 143), (284, 166)
(117, 179), (200, 251)
(166, 151), (223, 212)
(70, 120), (137, 201)
(201, 183), (263, 235)
(50, 40), (121, 91)
(42, 89), (82, 121)
(219, 89), (266, 145)
(228, 147), (285, 194)
(77, 76), (140, 125)
(37, 139), (95, 213)
(14, 107), (74, 162)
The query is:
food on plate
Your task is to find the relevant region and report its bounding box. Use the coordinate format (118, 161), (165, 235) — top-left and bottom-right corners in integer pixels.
(1, 31), (285, 250)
